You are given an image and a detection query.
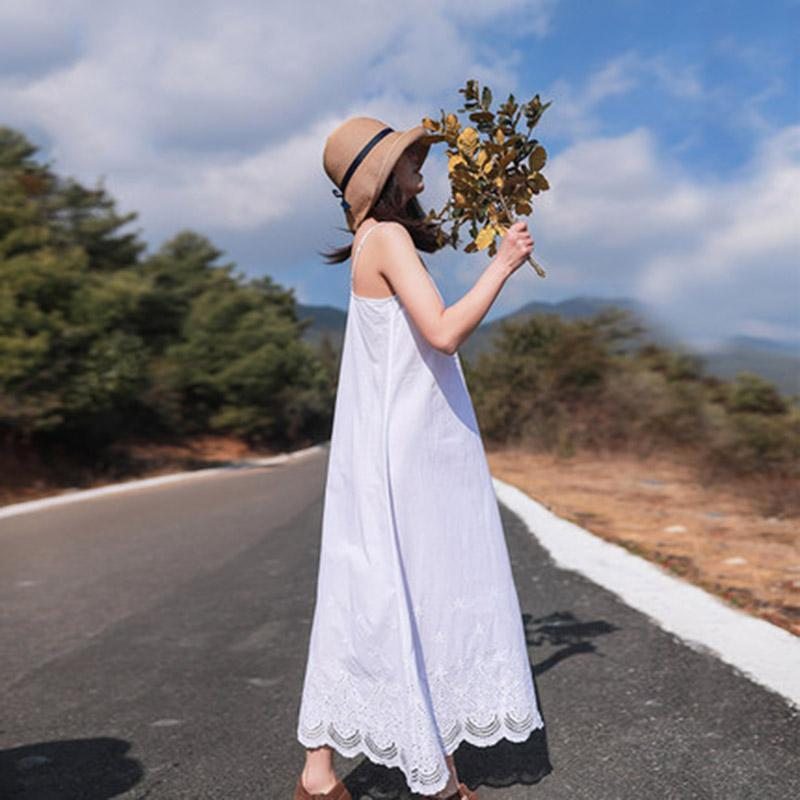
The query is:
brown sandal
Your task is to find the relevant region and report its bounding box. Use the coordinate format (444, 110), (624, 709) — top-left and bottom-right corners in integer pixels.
(425, 782), (479, 800)
(293, 775), (352, 800)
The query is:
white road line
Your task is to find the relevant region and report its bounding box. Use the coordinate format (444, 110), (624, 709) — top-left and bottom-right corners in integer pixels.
(0, 444), (326, 520)
(493, 477), (800, 710)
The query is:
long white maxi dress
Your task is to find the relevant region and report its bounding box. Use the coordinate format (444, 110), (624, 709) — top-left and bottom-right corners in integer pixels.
(296, 222), (545, 796)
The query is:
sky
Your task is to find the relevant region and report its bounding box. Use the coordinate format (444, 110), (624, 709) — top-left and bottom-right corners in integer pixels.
(1, 0), (798, 350)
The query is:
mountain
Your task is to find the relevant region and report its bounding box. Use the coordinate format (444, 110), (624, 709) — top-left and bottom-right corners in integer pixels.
(296, 297), (800, 398)
(698, 336), (800, 397)
(722, 335), (800, 357)
(508, 295), (646, 321)
(457, 295), (677, 363)
(295, 302), (347, 349)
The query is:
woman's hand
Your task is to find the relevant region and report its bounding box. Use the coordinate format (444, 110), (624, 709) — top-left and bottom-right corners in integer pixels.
(496, 220), (534, 274)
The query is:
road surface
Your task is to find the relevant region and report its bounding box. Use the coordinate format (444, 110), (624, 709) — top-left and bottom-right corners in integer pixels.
(1, 446), (797, 799)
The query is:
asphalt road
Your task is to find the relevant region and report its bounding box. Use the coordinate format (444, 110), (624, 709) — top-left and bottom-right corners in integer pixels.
(1, 446), (798, 799)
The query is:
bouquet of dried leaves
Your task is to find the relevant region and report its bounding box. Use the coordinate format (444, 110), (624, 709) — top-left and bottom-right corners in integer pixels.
(420, 79), (552, 277)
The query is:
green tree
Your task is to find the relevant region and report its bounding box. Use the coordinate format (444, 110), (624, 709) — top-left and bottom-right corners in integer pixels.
(0, 124), (335, 459)
(159, 263), (331, 444)
(727, 372), (788, 415)
(0, 127), (150, 445)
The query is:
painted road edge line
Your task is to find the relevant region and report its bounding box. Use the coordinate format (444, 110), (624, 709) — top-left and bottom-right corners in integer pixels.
(493, 476), (800, 711)
(0, 443), (327, 520)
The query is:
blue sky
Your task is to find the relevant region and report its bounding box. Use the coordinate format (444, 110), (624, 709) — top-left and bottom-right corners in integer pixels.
(1, 0), (798, 349)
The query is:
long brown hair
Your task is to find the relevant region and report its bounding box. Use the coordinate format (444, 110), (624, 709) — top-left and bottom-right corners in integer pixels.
(319, 170), (445, 264)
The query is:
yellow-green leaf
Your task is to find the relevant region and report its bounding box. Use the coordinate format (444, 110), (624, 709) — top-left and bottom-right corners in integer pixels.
(457, 126), (479, 155)
(529, 145), (547, 171)
(474, 225), (496, 250)
(469, 111), (494, 124)
(448, 153), (466, 173)
(533, 173), (550, 191)
(499, 150), (516, 170)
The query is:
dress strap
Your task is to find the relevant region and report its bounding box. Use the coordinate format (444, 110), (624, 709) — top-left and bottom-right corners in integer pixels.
(351, 222), (385, 290)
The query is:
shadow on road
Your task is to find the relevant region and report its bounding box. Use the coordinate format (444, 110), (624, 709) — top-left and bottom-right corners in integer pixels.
(0, 737), (147, 799)
(524, 610), (621, 674)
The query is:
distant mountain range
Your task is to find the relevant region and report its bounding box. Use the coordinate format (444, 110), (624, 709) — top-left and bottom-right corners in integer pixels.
(456, 295), (675, 362)
(699, 335), (800, 397)
(296, 295), (800, 398)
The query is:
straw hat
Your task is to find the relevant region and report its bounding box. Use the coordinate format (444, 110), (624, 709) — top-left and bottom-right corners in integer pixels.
(323, 116), (436, 233)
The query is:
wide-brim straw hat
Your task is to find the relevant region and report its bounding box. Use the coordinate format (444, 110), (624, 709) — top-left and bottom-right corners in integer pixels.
(323, 116), (436, 233)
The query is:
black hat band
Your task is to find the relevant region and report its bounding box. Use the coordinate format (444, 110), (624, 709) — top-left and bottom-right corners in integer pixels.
(332, 126), (395, 212)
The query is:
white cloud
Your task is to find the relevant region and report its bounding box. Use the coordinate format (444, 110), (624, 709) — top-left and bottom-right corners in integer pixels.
(541, 50), (706, 142)
(0, 0), (83, 77)
(0, 0), (796, 348)
(494, 121), (799, 347)
(637, 125), (800, 299)
(0, 0), (558, 237)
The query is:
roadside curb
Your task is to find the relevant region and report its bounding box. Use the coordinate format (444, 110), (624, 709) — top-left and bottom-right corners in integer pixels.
(0, 442), (327, 521)
(493, 476), (800, 711)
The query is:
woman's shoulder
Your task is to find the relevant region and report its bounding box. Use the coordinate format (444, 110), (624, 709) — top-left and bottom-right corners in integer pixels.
(358, 216), (406, 232)
(372, 220), (414, 247)
(353, 221), (413, 260)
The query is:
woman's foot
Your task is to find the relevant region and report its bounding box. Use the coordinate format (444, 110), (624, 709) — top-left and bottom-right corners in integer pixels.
(422, 753), (475, 799)
(296, 745), (352, 799)
(299, 763), (339, 794)
(294, 770), (352, 800)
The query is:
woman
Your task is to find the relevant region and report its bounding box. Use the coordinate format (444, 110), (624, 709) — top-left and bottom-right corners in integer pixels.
(294, 117), (544, 800)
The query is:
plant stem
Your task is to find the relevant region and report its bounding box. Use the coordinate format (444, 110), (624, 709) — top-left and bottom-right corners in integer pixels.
(497, 192), (546, 277)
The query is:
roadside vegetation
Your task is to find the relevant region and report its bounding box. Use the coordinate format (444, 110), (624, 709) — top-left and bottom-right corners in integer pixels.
(0, 126), (336, 496)
(2, 124), (796, 519)
(464, 311), (799, 517)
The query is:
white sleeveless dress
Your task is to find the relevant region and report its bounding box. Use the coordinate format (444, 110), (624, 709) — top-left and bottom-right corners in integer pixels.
(296, 222), (544, 796)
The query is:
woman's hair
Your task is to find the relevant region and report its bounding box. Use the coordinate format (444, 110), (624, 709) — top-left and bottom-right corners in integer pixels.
(319, 168), (444, 264)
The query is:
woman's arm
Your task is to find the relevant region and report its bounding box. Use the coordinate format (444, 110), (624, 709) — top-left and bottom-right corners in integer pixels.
(376, 221), (533, 355)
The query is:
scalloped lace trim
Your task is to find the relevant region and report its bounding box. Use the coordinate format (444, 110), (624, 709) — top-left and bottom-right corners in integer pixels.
(297, 647), (544, 796)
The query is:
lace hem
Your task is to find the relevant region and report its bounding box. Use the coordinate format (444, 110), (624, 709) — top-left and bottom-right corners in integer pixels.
(297, 706), (545, 796)
(296, 645), (545, 796)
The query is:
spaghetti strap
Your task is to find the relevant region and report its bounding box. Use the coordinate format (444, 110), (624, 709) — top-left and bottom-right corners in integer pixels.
(351, 222), (386, 291)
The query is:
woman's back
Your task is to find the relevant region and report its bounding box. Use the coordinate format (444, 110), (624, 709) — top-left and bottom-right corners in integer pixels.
(350, 219), (398, 301)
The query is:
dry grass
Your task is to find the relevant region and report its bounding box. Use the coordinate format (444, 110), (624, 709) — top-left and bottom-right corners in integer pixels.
(486, 445), (800, 637)
(0, 435), (284, 507)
